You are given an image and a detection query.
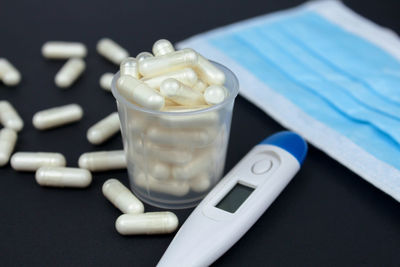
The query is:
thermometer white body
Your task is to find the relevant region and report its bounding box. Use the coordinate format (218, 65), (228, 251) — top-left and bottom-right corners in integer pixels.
(157, 131), (307, 267)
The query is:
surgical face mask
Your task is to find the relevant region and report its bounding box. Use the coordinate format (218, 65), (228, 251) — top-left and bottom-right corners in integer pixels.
(177, 0), (400, 202)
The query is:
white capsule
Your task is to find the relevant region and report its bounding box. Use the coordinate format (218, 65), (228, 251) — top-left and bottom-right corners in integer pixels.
(134, 157), (171, 180)
(172, 150), (213, 180)
(79, 150), (126, 171)
(0, 101), (24, 131)
(152, 39), (175, 56)
(117, 75), (165, 110)
(41, 41), (87, 59)
(35, 167), (92, 188)
(0, 128), (17, 167)
(190, 173), (212, 193)
(120, 57), (139, 78)
(55, 58), (85, 88)
(195, 54), (225, 85)
(204, 85), (227, 105)
(141, 68), (198, 90)
(138, 48), (198, 77)
(147, 126), (217, 147)
(99, 72), (114, 91)
(192, 79), (208, 93)
(0, 58), (21, 86)
(132, 139), (193, 165)
(32, 104), (83, 130)
(135, 172), (189, 196)
(87, 112), (120, 145)
(136, 52), (153, 63)
(160, 78), (205, 106)
(116, 212), (178, 235)
(11, 152), (66, 171)
(97, 38), (129, 65)
(102, 178), (144, 214)
(157, 111), (219, 128)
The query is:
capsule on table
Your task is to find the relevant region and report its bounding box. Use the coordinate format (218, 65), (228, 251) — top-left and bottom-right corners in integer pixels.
(99, 72), (114, 91)
(35, 167), (92, 188)
(115, 212), (178, 235)
(41, 41), (87, 59)
(87, 112), (120, 145)
(55, 58), (85, 88)
(195, 54), (225, 85)
(0, 58), (21, 86)
(32, 104), (83, 130)
(134, 172), (190, 197)
(0, 100), (24, 131)
(102, 179), (144, 214)
(97, 38), (129, 65)
(160, 78), (205, 106)
(152, 39), (175, 56)
(79, 150), (126, 171)
(138, 48), (198, 77)
(0, 128), (17, 167)
(120, 57), (139, 78)
(204, 85), (227, 105)
(117, 75), (164, 110)
(11, 152), (66, 171)
(141, 68), (197, 89)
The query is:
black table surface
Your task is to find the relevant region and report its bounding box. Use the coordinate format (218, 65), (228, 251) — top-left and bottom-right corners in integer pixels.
(1, 0), (399, 266)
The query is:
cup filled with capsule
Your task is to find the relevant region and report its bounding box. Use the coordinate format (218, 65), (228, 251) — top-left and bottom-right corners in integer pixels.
(111, 40), (239, 209)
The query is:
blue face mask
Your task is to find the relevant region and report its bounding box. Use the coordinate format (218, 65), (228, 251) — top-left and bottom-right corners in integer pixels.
(177, 0), (400, 201)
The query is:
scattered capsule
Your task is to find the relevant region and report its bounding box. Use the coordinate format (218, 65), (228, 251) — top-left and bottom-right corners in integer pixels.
(0, 58), (21, 86)
(152, 39), (175, 56)
(32, 103), (83, 130)
(136, 52), (153, 63)
(192, 79), (208, 93)
(55, 58), (85, 88)
(134, 172), (190, 197)
(190, 173), (212, 192)
(11, 152), (66, 171)
(41, 41), (87, 59)
(102, 179), (144, 214)
(117, 75), (165, 110)
(79, 150), (126, 171)
(116, 212), (178, 235)
(141, 68), (197, 89)
(120, 57), (139, 78)
(87, 112), (120, 145)
(195, 54), (225, 85)
(35, 167), (92, 188)
(138, 48), (198, 77)
(0, 128), (17, 167)
(160, 78), (205, 106)
(204, 85), (227, 105)
(99, 72), (114, 91)
(97, 38), (129, 65)
(0, 101), (24, 131)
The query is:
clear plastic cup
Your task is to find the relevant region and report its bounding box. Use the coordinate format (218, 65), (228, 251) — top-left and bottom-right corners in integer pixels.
(111, 62), (239, 209)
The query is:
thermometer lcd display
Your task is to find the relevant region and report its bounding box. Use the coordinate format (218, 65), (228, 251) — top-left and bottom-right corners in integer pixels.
(215, 183), (254, 213)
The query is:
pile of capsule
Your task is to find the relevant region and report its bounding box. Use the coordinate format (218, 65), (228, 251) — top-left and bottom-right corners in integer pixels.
(0, 38), (195, 236)
(114, 39), (230, 198)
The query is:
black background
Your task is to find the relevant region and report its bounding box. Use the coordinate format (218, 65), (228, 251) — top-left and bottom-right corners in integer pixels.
(1, 0), (400, 266)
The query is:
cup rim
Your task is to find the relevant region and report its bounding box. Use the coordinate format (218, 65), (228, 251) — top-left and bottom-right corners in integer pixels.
(111, 60), (239, 116)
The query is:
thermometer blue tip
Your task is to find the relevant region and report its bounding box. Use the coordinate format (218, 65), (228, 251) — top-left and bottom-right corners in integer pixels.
(260, 131), (308, 165)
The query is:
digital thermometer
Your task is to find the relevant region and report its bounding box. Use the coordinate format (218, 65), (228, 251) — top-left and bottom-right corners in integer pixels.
(157, 131), (307, 267)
